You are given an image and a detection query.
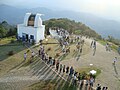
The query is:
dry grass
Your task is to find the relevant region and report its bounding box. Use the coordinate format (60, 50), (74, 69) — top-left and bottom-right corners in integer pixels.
(0, 37), (33, 76)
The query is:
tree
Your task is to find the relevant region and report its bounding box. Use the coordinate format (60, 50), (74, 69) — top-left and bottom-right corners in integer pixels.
(0, 25), (7, 38)
(7, 27), (17, 37)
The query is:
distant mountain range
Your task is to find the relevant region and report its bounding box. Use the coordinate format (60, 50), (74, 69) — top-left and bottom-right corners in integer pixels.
(0, 4), (120, 39)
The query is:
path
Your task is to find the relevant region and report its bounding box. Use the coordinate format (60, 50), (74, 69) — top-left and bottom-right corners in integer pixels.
(61, 37), (120, 90)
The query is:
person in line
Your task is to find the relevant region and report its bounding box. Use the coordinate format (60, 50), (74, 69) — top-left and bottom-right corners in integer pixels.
(77, 73), (81, 85)
(38, 49), (41, 56)
(80, 80), (84, 90)
(41, 52), (45, 60)
(31, 52), (35, 58)
(56, 61), (59, 71)
(63, 65), (65, 74)
(105, 87), (108, 90)
(85, 79), (89, 90)
(73, 74), (77, 86)
(66, 66), (69, 74)
(59, 64), (62, 73)
(69, 66), (73, 76)
(53, 58), (56, 66)
(89, 77), (95, 87)
(96, 84), (101, 90)
(44, 53), (49, 63)
(50, 57), (53, 66)
(102, 87), (105, 90)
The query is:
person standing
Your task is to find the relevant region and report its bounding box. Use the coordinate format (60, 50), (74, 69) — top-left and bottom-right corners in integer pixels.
(89, 77), (95, 87)
(118, 46), (120, 55)
(77, 73), (81, 84)
(96, 84), (101, 90)
(73, 75), (77, 86)
(66, 66), (69, 74)
(49, 57), (53, 66)
(69, 66), (73, 77)
(63, 65), (65, 74)
(90, 41), (93, 48)
(56, 60), (59, 71)
(31, 52), (35, 58)
(93, 40), (96, 49)
(38, 49), (41, 56)
(105, 87), (108, 90)
(53, 58), (55, 66)
(24, 53), (27, 61)
(45, 53), (49, 63)
(60, 64), (62, 73)
(105, 43), (108, 51)
(102, 87), (105, 90)
(113, 57), (117, 65)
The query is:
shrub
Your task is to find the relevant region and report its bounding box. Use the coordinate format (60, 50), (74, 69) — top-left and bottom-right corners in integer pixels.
(8, 51), (14, 56)
(11, 39), (15, 43)
(47, 47), (51, 51)
(26, 49), (30, 53)
(55, 52), (60, 57)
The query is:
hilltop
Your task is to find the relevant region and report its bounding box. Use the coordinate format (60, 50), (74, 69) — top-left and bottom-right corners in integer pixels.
(44, 18), (101, 39)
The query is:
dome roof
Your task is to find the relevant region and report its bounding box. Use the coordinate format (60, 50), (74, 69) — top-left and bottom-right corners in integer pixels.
(24, 13), (43, 27)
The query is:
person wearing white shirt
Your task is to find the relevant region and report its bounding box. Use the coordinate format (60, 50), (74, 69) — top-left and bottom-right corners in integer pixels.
(113, 57), (117, 65)
(24, 53), (27, 61)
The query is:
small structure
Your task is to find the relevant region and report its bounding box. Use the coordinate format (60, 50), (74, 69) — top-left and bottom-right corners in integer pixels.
(90, 70), (97, 75)
(17, 13), (45, 43)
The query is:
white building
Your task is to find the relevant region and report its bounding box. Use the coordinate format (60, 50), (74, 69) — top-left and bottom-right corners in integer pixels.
(17, 13), (45, 43)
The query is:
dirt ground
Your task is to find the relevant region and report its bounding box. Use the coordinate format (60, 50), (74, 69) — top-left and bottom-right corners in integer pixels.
(0, 37), (120, 90)
(61, 37), (120, 90)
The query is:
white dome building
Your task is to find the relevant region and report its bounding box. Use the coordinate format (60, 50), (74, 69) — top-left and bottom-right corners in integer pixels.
(17, 13), (45, 43)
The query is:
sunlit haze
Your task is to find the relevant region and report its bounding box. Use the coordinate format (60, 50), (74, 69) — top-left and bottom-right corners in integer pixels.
(1, 0), (120, 21)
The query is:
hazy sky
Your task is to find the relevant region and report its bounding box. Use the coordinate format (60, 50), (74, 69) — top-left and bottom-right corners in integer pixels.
(1, 0), (120, 21)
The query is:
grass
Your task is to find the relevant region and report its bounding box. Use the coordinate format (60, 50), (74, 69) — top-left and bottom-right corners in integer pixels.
(76, 67), (101, 77)
(0, 37), (32, 76)
(74, 30), (82, 35)
(0, 44), (26, 61)
(98, 40), (118, 51)
(98, 40), (106, 46)
(0, 36), (16, 45)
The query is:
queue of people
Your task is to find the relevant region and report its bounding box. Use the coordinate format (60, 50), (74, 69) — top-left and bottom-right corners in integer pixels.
(37, 44), (98, 89)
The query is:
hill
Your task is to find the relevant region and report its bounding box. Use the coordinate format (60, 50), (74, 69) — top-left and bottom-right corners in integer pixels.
(44, 18), (101, 39)
(0, 4), (120, 39)
(0, 21), (16, 38)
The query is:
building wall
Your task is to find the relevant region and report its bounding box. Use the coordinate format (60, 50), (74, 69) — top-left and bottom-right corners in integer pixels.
(36, 25), (45, 42)
(17, 24), (45, 43)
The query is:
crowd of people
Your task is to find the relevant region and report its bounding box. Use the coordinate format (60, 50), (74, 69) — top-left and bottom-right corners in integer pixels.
(23, 29), (110, 90)
(38, 44), (97, 90)
(53, 29), (85, 58)
(38, 43), (108, 90)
